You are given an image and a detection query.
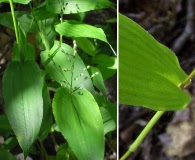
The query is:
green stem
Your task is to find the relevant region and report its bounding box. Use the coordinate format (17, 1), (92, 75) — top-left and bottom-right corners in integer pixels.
(9, 0), (19, 43)
(180, 68), (195, 89)
(29, 3), (50, 51)
(121, 68), (195, 160)
(120, 111), (164, 160)
(51, 132), (59, 151)
(39, 139), (49, 160)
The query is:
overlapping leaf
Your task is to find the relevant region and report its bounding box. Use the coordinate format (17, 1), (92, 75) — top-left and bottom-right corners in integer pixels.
(119, 14), (190, 111)
(52, 88), (104, 160)
(41, 41), (95, 96)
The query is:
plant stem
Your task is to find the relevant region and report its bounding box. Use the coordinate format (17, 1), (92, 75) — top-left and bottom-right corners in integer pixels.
(9, 0), (19, 43)
(120, 68), (195, 160)
(29, 3), (50, 51)
(39, 139), (49, 160)
(120, 111), (164, 160)
(51, 132), (59, 151)
(180, 68), (195, 89)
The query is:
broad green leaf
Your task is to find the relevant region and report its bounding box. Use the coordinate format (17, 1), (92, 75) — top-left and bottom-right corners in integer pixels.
(2, 61), (43, 155)
(41, 41), (96, 96)
(52, 88), (104, 160)
(0, 0), (30, 4)
(0, 148), (16, 160)
(90, 66), (107, 98)
(46, 0), (114, 14)
(119, 14), (190, 111)
(93, 54), (117, 80)
(55, 20), (108, 43)
(75, 37), (96, 56)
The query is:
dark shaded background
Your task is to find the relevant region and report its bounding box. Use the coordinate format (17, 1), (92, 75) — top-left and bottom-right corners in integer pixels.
(119, 0), (195, 160)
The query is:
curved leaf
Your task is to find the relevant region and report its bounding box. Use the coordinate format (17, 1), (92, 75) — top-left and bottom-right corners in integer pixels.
(119, 14), (190, 111)
(52, 88), (104, 160)
(90, 66), (107, 98)
(2, 61), (43, 155)
(55, 20), (108, 43)
(94, 54), (117, 80)
(46, 0), (114, 14)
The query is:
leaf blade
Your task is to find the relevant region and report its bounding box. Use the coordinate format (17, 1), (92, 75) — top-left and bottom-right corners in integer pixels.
(2, 61), (43, 155)
(119, 14), (190, 111)
(52, 88), (104, 160)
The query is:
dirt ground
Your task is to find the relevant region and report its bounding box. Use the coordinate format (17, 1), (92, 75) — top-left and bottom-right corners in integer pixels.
(119, 0), (195, 160)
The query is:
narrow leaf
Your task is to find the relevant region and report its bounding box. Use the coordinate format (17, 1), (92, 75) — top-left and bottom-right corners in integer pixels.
(2, 61), (43, 155)
(119, 14), (190, 111)
(90, 66), (107, 98)
(52, 88), (104, 160)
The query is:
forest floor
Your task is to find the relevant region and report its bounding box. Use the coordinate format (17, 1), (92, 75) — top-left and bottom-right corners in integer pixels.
(119, 0), (195, 160)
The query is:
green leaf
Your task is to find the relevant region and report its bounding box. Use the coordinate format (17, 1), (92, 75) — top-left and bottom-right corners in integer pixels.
(52, 88), (104, 160)
(33, 3), (57, 20)
(38, 83), (52, 140)
(100, 107), (116, 135)
(56, 143), (77, 160)
(90, 66), (107, 98)
(93, 54), (117, 80)
(55, 20), (108, 43)
(0, 148), (16, 160)
(2, 61), (43, 155)
(35, 17), (57, 50)
(119, 14), (191, 111)
(1, 137), (18, 151)
(96, 95), (117, 129)
(0, 12), (37, 33)
(12, 25), (36, 62)
(0, 0), (31, 4)
(41, 41), (96, 96)
(46, 0), (114, 14)
(75, 37), (96, 56)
